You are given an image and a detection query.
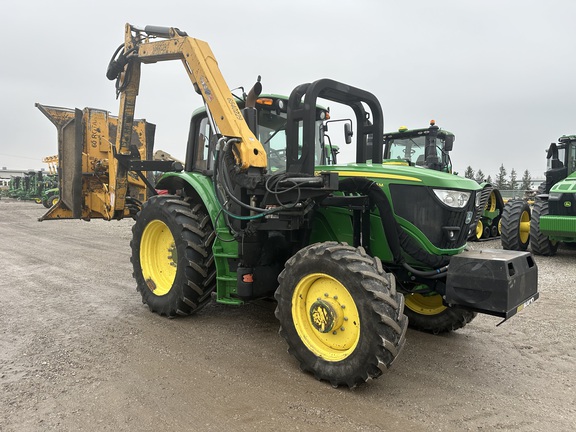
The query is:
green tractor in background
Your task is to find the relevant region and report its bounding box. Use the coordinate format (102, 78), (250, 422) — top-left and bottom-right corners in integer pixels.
(383, 121), (505, 241)
(40, 173), (59, 208)
(502, 134), (576, 255)
(7, 171), (49, 203)
(41, 186), (60, 208)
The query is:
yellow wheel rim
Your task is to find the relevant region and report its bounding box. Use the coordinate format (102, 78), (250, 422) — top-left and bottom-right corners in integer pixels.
(140, 220), (177, 296)
(487, 191), (497, 212)
(292, 273), (360, 362)
(475, 220), (483, 240)
(50, 196), (59, 207)
(405, 293), (446, 315)
(519, 210), (530, 244)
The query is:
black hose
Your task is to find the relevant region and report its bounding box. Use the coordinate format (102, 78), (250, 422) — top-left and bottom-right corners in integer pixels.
(402, 261), (448, 279)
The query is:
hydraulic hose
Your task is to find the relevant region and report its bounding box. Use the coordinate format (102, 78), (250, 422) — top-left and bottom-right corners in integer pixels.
(402, 262), (448, 279)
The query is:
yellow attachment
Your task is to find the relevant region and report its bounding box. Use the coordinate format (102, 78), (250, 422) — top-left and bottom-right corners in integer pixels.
(140, 220), (177, 296)
(291, 273), (360, 361)
(133, 27), (267, 170)
(42, 155), (59, 175)
(404, 293), (447, 315)
(37, 104), (151, 221)
(398, 126), (408, 132)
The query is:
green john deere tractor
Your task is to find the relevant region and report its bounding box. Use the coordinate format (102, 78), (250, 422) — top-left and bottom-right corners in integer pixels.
(39, 24), (538, 388)
(502, 134), (576, 255)
(383, 121), (505, 241)
(41, 187), (59, 208)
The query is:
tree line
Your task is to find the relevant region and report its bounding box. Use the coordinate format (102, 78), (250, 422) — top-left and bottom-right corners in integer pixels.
(462, 164), (534, 191)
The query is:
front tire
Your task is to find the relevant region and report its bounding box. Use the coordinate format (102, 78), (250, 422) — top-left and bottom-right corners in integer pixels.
(131, 195), (216, 317)
(501, 199), (531, 251)
(275, 242), (408, 388)
(404, 293), (476, 334)
(530, 200), (558, 256)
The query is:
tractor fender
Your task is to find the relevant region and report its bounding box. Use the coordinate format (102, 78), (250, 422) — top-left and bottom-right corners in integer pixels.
(155, 171), (223, 228)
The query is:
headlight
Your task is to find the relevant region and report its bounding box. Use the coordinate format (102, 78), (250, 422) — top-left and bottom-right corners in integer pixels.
(475, 192), (482, 208)
(433, 189), (471, 208)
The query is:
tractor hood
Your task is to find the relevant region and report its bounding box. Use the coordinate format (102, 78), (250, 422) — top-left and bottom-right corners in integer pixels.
(317, 162), (482, 192)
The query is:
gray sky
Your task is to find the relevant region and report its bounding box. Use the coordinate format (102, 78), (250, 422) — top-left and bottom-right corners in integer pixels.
(2, 0), (576, 181)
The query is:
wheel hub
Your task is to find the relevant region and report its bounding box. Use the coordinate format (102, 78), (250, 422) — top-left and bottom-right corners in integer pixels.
(292, 273), (360, 361)
(309, 298), (344, 333)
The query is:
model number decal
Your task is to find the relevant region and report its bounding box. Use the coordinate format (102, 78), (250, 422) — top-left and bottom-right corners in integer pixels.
(517, 296), (536, 313)
(227, 98), (243, 120)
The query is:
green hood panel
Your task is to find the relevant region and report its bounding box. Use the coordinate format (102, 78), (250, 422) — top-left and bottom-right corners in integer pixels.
(316, 163), (481, 191)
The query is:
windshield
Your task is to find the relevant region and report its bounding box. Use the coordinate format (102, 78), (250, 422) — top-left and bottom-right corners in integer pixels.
(259, 110), (288, 172)
(386, 136), (448, 168)
(193, 105), (324, 173)
(550, 142), (576, 174)
(258, 110), (324, 172)
(548, 145), (566, 172)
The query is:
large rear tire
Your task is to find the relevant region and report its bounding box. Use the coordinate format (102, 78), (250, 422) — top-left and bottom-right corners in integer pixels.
(131, 195), (216, 317)
(404, 293), (476, 334)
(275, 242), (408, 388)
(530, 200), (558, 256)
(501, 199), (531, 251)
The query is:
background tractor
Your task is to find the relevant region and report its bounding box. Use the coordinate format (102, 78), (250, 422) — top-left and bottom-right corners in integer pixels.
(40, 155), (60, 208)
(7, 170), (53, 203)
(502, 134), (576, 255)
(39, 24), (538, 388)
(383, 121), (505, 241)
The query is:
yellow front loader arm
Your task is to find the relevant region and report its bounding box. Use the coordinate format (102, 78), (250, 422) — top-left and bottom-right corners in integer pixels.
(107, 24), (267, 215)
(39, 23), (266, 221)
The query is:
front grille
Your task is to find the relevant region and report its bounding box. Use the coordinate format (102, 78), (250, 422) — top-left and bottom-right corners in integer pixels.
(469, 185), (492, 231)
(548, 193), (576, 216)
(389, 184), (474, 249)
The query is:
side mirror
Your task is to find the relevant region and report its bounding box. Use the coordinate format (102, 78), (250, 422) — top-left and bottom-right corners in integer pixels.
(444, 135), (454, 152)
(344, 122), (353, 144)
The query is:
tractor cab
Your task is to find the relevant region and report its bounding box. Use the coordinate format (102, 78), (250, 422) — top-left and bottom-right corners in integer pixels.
(541, 135), (576, 195)
(383, 121), (454, 173)
(187, 94), (332, 174)
(549, 135), (576, 174)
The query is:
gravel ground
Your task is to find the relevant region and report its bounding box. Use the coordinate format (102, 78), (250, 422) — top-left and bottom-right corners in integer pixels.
(1, 199), (575, 431)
